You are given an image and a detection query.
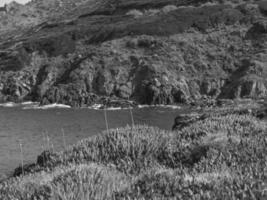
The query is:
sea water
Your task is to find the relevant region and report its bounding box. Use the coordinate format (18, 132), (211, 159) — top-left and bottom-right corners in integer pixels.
(0, 103), (185, 176)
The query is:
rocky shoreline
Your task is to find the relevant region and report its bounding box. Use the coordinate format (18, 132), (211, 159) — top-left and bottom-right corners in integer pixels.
(0, 101), (266, 199)
(0, 0), (267, 198)
(0, 0), (266, 107)
(5, 98), (265, 179)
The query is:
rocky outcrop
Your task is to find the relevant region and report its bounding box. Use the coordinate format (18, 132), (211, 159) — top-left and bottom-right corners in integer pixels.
(13, 163), (37, 177)
(0, 0), (266, 107)
(173, 99), (267, 130)
(255, 107), (267, 119)
(259, 1), (267, 16)
(13, 150), (60, 177)
(172, 113), (208, 130)
(219, 57), (267, 99)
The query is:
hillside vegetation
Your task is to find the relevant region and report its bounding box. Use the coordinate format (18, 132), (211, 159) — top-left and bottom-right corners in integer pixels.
(0, 112), (266, 199)
(1, 1), (267, 199)
(0, 0), (266, 107)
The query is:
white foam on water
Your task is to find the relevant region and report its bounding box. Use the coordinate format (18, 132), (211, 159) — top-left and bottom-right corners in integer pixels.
(0, 102), (18, 107)
(0, 101), (39, 108)
(43, 104), (71, 109)
(158, 105), (181, 109)
(138, 104), (181, 109)
(88, 104), (134, 110)
(89, 104), (103, 110)
(0, 101), (181, 110)
(107, 107), (133, 111)
(23, 103), (71, 110)
(106, 107), (122, 111)
(137, 105), (151, 108)
(21, 101), (38, 105)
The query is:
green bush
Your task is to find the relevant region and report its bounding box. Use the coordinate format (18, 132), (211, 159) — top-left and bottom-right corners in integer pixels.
(0, 114), (266, 200)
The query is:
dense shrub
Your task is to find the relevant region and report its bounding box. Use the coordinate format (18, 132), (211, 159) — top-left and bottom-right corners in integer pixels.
(0, 114), (266, 199)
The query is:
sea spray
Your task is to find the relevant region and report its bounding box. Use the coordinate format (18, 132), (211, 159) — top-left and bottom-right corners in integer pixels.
(23, 103), (71, 110)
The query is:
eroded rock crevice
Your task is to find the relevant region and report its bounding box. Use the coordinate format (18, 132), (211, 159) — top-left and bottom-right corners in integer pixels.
(0, 0), (266, 106)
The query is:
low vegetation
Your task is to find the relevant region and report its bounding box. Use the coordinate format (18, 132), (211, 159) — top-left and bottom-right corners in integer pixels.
(0, 113), (266, 199)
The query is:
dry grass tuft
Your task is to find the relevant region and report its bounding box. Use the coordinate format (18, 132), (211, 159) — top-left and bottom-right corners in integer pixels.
(0, 113), (267, 199)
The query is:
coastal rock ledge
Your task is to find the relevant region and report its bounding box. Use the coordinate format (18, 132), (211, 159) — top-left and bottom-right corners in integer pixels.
(0, 0), (266, 107)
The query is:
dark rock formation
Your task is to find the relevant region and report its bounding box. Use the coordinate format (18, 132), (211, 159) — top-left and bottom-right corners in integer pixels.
(12, 150), (60, 177)
(13, 163), (37, 177)
(24, 34), (76, 57)
(255, 107), (267, 119)
(247, 20), (267, 37)
(0, 0), (266, 107)
(103, 99), (138, 109)
(173, 98), (267, 130)
(259, 1), (267, 16)
(172, 113), (208, 130)
(37, 150), (59, 167)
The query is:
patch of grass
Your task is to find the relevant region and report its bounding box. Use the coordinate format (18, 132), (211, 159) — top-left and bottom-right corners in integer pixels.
(0, 113), (267, 199)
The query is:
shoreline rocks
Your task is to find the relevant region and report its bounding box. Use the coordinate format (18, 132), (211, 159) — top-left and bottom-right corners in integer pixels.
(172, 99), (267, 130)
(0, 1), (266, 106)
(172, 113), (208, 130)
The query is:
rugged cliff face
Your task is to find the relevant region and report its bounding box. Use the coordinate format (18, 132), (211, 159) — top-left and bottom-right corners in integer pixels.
(0, 0), (266, 107)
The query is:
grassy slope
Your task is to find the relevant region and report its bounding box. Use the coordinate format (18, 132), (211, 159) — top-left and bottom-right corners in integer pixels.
(0, 113), (266, 199)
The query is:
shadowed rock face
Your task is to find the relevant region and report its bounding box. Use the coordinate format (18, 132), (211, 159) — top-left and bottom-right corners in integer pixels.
(259, 1), (267, 16)
(172, 113), (208, 130)
(0, 0), (266, 107)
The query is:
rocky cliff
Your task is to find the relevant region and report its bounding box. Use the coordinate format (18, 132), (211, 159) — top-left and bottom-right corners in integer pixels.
(0, 0), (267, 107)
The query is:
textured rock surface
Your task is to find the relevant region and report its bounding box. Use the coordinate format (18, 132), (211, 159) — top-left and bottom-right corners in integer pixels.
(0, 0), (266, 107)
(172, 113), (208, 130)
(172, 99), (267, 130)
(259, 0), (267, 15)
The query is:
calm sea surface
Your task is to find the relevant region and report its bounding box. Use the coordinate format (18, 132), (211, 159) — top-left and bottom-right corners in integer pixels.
(0, 104), (187, 176)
